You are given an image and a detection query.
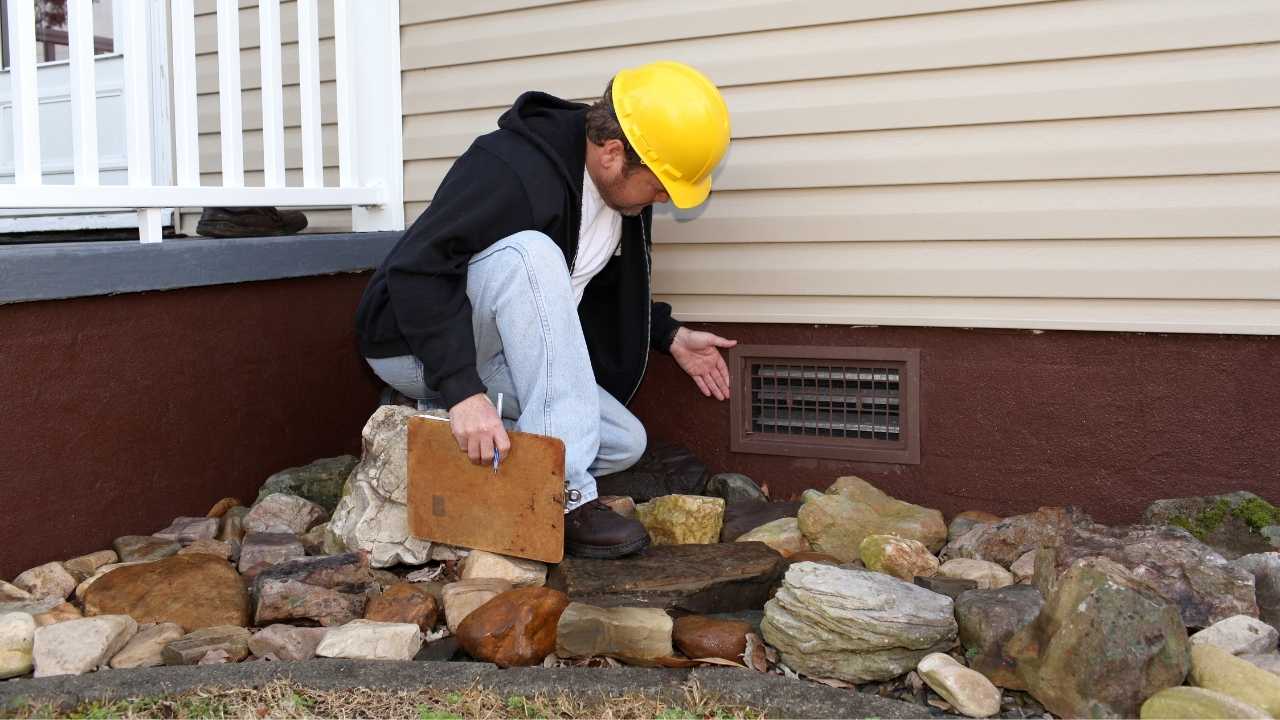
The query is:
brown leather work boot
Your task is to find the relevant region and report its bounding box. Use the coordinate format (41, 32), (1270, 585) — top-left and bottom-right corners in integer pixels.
(565, 499), (650, 559)
(196, 206), (308, 237)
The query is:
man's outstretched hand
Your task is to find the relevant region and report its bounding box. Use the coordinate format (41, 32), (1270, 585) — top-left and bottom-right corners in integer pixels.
(670, 327), (738, 401)
(449, 393), (511, 465)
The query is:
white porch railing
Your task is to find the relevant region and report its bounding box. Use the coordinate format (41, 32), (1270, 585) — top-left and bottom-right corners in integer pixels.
(0, 0), (404, 243)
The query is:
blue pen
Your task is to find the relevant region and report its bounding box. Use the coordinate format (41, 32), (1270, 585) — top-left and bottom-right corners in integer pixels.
(492, 393), (503, 472)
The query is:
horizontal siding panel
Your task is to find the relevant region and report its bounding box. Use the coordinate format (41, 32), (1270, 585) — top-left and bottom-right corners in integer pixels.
(197, 81), (337, 133)
(652, 175), (1280, 243)
(199, 165), (340, 189)
(404, 0), (1047, 70)
(199, 125), (339, 175)
(400, 0), (1280, 115)
(400, 1), (577, 25)
(656, 295), (1280, 334)
(650, 239), (1280, 300)
(196, 39), (336, 95)
(193, 1), (334, 53)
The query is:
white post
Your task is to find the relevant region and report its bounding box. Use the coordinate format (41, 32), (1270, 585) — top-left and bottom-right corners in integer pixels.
(332, 0), (404, 231)
(296, 0), (323, 188)
(7, 0), (41, 185)
(258, 0), (285, 188)
(123, 0), (162, 242)
(216, 0), (244, 188)
(68, 0), (99, 186)
(171, 0), (200, 186)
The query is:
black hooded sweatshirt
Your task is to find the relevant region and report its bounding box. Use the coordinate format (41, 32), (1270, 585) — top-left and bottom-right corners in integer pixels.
(355, 92), (683, 409)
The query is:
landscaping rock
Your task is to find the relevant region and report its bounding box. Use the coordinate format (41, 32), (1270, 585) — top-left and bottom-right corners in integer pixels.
(824, 476), (948, 551)
(177, 539), (235, 561)
(442, 579), (513, 633)
(83, 553), (249, 631)
(555, 603), (673, 662)
(1144, 491), (1280, 560)
(1140, 686), (1269, 719)
(162, 625), (251, 665)
(459, 550), (547, 587)
(801, 488), (824, 503)
(12, 562), (77, 601)
(0, 612), (35, 679)
(1191, 615), (1279, 656)
(1035, 523), (1259, 628)
(914, 575), (979, 600)
(942, 506), (1091, 566)
(299, 524), (329, 555)
(547, 542), (784, 614)
(252, 553), (375, 627)
(1006, 557), (1190, 719)
(721, 501), (803, 542)
(248, 624), (328, 661)
(32, 615), (137, 677)
(761, 563), (957, 683)
(1235, 552), (1280, 632)
(706, 473), (768, 504)
(1190, 643), (1280, 716)
(257, 455), (358, 514)
(244, 494), (327, 535)
(672, 615), (751, 662)
(456, 587), (570, 667)
(599, 496), (637, 518)
(736, 517), (808, 557)
(113, 536), (181, 563)
(937, 559), (1015, 590)
(107, 622), (184, 669)
(74, 563), (148, 602)
(593, 441), (708, 502)
(860, 534), (939, 581)
(1009, 551), (1036, 584)
(364, 583), (438, 631)
(784, 551), (842, 567)
(60, 551), (118, 583)
(954, 584), (1043, 690)
(636, 495), (725, 545)
(206, 497), (241, 518)
(0, 581), (31, 602)
(153, 517), (219, 545)
(949, 511), (1002, 544)
(30, 602), (81, 627)
(918, 652), (1002, 718)
(1241, 652), (1280, 675)
(315, 620), (423, 661)
(237, 532), (305, 576)
(799, 489), (946, 563)
(217, 506), (249, 543)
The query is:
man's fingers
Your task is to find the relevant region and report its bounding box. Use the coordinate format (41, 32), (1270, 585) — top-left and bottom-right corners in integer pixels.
(467, 436), (482, 465)
(712, 335), (738, 348)
(693, 375), (712, 397)
(495, 426), (512, 457)
(479, 435), (495, 465)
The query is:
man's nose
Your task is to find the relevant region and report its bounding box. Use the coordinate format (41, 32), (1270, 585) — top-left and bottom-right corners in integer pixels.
(656, 191), (670, 204)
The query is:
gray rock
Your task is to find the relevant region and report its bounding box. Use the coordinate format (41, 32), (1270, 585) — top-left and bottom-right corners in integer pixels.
(1241, 652), (1280, 676)
(0, 581), (32, 602)
(33, 615), (137, 677)
(955, 584), (1043, 690)
(257, 455), (358, 514)
(244, 494), (327, 535)
(706, 473), (768, 504)
(12, 562), (77, 601)
(555, 603), (673, 662)
(914, 575), (979, 600)
(237, 532), (305, 576)
(162, 625), (251, 666)
(248, 624), (328, 661)
(941, 506), (1091, 566)
(761, 563), (957, 683)
(108, 623), (184, 669)
(113, 536), (181, 563)
(315, 620), (423, 661)
(1143, 491), (1280, 560)
(1190, 615), (1279, 656)
(153, 517), (219, 545)
(1235, 552), (1280, 633)
(60, 551), (118, 584)
(252, 553), (376, 627)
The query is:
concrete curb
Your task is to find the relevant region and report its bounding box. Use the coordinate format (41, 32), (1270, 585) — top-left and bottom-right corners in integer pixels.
(0, 660), (926, 718)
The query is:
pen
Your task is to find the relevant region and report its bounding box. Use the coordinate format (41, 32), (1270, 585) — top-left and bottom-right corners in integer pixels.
(493, 393), (503, 472)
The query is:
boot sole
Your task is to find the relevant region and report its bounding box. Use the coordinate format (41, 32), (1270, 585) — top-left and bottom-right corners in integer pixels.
(196, 220), (303, 238)
(566, 533), (650, 560)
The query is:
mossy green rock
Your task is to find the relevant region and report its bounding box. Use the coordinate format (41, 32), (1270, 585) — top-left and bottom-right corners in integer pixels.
(1143, 492), (1280, 560)
(799, 477), (946, 562)
(256, 455), (358, 514)
(1191, 644), (1280, 717)
(1140, 686), (1270, 719)
(859, 534), (939, 581)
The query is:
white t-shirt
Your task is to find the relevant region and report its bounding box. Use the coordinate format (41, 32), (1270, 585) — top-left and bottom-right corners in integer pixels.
(571, 167), (623, 305)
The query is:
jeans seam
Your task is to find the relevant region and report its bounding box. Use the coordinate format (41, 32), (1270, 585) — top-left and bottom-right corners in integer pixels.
(493, 242), (556, 439)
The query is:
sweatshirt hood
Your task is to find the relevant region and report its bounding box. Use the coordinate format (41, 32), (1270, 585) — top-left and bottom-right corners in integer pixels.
(497, 91), (588, 205)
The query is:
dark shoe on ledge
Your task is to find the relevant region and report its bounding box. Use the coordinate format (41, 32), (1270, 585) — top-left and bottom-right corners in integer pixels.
(196, 206), (308, 237)
(565, 499), (650, 559)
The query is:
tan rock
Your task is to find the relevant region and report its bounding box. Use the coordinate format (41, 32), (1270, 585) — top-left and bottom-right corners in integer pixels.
(1140, 685), (1270, 719)
(459, 551), (547, 587)
(13, 562), (77, 601)
(315, 620), (423, 661)
(74, 562), (149, 602)
(177, 539), (235, 561)
(0, 612), (36, 679)
(859, 534), (940, 581)
(555, 603), (673, 662)
(600, 496), (637, 519)
(736, 517), (809, 557)
(1241, 652), (1280, 676)
(217, 506), (249, 543)
(162, 625), (251, 665)
(108, 622), (184, 668)
(1190, 643), (1280, 717)
(61, 551), (119, 583)
(364, 583), (439, 632)
(938, 559), (1015, 590)
(442, 579), (513, 633)
(1191, 615), (1279, 657)
(800, 490), (947, 563)
(248, 624), (329, 662)
(825, 477), (947, 551)
(84, 554), (250, 631)
(918, 652), (1002, 718)
(635, 495), (725, 545)
(1010, 551), (1036, 584)
(33, 615), (137, 677)
(32, 602), (82, 627)
(0, 581), (32, 602)
(206, 497), (242, 518)
(672, 615), (751, 662)
(113, 536), (182, 563)
(456, 587), (570, 668)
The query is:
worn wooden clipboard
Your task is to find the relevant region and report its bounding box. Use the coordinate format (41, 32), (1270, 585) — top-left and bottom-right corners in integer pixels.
(406, 415), (566, 563)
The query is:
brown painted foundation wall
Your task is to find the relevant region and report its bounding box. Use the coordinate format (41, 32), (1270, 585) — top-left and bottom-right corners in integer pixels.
(630, 323), (1280, 526)
(0, 274), (383, 580)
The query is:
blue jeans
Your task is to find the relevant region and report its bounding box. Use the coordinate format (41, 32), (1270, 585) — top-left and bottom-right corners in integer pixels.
(365, 230), (647, 511)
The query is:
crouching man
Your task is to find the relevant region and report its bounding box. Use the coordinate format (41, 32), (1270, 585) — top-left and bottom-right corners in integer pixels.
(355, 61), (736, 559)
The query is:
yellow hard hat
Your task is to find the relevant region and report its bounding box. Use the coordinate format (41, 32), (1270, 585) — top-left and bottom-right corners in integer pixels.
(611, 61), (731, 209)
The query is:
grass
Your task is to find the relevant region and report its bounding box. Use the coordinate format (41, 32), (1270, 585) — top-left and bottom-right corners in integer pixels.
(9, 678), (767, 719)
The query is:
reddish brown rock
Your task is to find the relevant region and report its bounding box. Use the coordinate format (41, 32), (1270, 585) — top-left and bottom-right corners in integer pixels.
(672, 615), (752, 662)
(252, 553), (375, 627)
(207, 497), (242, 519)
(456, 587), (570, 668)
(941, 507), (1090, 566)
(177, 539), (235, 561)
(32, 602), (82, 627)
(83, 554), (250, 631)
(949, 511), (1003, 543)
(364, 583), (439, 632)
(784, 552), (842, 567)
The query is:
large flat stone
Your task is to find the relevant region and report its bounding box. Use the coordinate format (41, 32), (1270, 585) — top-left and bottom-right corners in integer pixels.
(83, 554), (249, 631)
(547, 542), (784, 613)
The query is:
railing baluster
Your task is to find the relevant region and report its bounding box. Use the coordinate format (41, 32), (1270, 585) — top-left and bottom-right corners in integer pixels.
(217, 0), (244, 188)
(297, 0), (323, 188)
(7, 0), (41, 185)
(171, 0), (200, 186)
(333, 0), (355, 189)
(123, 0), (161, 243)
(68, 0), (98, 186)
(258, 0), (285, 188)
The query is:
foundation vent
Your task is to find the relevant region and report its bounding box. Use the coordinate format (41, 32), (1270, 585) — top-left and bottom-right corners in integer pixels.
(729, 345), (920, 464)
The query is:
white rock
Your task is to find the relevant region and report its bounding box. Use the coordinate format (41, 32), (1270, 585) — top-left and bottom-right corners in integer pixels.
(315, 619), (422, 661)
(1191, 615), (1280, 656)
(918, 652), (1002, 718)
(244, 494), (327, 534)
(248, 624), (329, 662)
(459, 551), (546, 587)
(1010, 551), (1037, 584)
(13, 562), (77, 601)
(737, 517), (810, 557)
(32, 615), (137, 677)
(351, 405), (416, 503)
(442, 579), (513, 633)
(0, 612), (36, 679)
(329, 480), (433, 568)
(1241, 652), (1280, 676)
(0, 581), (32, 602)
(108, 622), (184, 669)
(937, 558), (1015, 590)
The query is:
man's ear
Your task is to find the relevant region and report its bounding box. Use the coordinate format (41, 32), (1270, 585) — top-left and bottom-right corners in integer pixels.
(599, 138), (626, 172)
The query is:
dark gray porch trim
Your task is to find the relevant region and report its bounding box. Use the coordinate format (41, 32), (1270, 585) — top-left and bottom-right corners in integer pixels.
(0, 232), (400, 304)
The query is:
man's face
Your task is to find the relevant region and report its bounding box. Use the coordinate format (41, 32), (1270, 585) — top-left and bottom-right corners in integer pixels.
(594, 140), (671, 216)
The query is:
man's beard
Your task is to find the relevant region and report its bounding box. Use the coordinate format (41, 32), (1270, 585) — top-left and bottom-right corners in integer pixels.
(601, 171), (646, 217)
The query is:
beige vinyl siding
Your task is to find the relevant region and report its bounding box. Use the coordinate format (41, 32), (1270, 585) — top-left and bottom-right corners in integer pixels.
(400, 0), (1280, 334)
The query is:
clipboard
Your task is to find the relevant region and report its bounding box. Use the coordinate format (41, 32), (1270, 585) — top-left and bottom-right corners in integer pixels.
(406, 414), (566, 563)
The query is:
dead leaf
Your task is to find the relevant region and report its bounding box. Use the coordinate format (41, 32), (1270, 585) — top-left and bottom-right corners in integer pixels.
(406, 565), (445, 583)
(806, 675), (854, 689)
(198, 649), (231, 665)
(778, 662), (799, 680)
(743, 633), (769, 672)
(691, 657), (748, 669)
(928, 698), (953, 711)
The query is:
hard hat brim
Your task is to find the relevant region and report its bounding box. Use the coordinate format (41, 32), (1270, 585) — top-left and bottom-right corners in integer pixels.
(661, 173), (712, 210)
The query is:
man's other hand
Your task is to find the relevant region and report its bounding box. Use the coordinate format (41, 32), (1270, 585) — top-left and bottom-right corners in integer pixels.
(449, 393), (511, 465)
(670, 327), (738, 401)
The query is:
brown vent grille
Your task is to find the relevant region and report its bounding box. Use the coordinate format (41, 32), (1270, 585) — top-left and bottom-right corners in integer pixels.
(730, 345), (920, 464)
